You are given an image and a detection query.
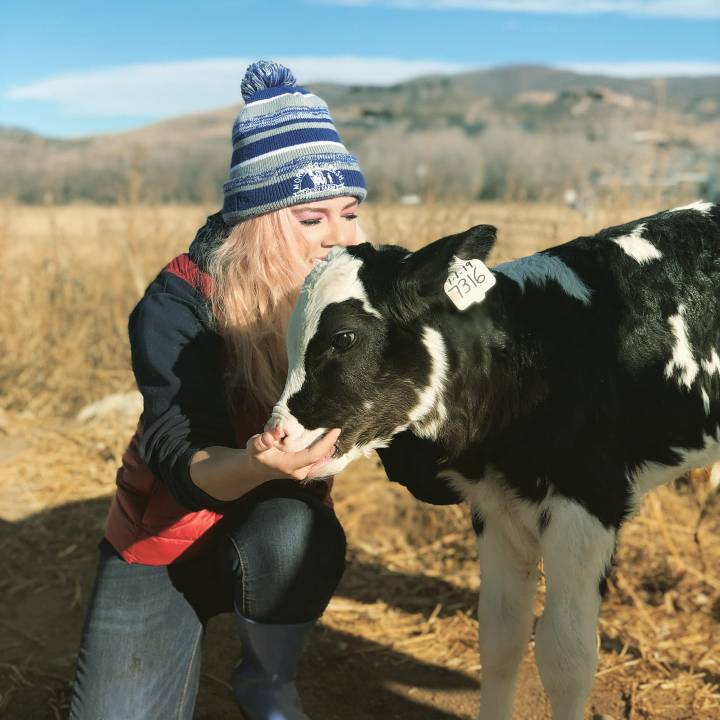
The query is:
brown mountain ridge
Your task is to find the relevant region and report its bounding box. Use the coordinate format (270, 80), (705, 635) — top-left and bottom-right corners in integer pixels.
(2, 64), (718, 205)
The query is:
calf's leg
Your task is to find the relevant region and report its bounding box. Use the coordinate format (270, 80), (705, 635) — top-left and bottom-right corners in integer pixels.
(534, 499), (616, 720)
(476, 508), (540, 720)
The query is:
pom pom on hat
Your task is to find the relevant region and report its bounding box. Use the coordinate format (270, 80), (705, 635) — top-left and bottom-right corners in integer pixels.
(240, 60), (297, 102)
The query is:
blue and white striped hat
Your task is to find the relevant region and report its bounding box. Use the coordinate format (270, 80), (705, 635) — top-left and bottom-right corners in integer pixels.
(222, 61), (367, 224)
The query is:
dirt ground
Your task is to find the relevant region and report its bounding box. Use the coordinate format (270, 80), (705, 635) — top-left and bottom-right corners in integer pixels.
(1, 410), (718, 720)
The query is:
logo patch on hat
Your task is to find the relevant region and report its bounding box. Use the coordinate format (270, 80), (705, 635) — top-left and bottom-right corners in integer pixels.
(292, 163), (345, 197)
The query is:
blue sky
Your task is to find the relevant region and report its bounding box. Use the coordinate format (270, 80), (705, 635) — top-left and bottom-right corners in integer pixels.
(2, 0), (719, 137)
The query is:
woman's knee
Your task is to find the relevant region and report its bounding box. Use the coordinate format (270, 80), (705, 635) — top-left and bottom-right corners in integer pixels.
(221, 494), (346, 622)
(228, 494), (346, 583)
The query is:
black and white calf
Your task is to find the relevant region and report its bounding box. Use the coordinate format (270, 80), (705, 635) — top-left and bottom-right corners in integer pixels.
(266, 201), (720, 720)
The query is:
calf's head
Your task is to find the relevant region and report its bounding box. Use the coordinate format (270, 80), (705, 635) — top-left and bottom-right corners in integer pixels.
(266, 224), (497, 475)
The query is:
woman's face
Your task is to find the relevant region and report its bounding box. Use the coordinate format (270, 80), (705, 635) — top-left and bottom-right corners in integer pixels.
(289, 195), (362, 263)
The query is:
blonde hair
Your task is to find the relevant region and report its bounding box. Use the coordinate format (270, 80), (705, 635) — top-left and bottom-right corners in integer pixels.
(207, 206), (367, 421)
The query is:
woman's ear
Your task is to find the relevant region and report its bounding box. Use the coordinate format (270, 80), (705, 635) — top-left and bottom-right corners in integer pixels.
(390, 225), (497, 321)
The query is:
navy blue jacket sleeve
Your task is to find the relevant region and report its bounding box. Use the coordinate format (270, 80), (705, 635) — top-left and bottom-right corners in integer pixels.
(129, 276), (240, 512)
(376, 430), (463, 505)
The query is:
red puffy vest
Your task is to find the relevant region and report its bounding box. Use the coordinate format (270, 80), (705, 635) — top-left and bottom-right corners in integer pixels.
(104, 254), (316, 565)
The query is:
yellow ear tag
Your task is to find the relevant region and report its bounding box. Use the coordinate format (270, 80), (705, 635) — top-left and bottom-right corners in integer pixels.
(444, 256), (496, 311)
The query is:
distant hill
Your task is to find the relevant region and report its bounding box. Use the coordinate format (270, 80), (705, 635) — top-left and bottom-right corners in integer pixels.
(2, 64), (718, 205)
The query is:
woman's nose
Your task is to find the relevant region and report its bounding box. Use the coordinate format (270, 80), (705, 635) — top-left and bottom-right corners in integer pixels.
(330, 218), (355, 247)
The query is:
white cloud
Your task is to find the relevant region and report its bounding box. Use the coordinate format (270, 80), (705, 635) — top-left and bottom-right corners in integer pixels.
(320, 0), (720, 18)
(559, 60), (720, 77)
(5, 57), (469, 118)
(6, 57), (719, 125)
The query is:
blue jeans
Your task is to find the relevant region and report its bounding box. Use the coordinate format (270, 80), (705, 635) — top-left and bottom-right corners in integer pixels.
(69, 480), (346, 720)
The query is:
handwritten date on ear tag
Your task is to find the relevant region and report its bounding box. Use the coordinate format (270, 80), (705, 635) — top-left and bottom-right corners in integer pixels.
(444, 257), (496, 311)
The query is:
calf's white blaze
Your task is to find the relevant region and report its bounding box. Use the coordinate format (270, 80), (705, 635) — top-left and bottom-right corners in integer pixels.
(268, 248), (382, 451)
(611, 223), (662, 263)
(665, 304), (699, 390)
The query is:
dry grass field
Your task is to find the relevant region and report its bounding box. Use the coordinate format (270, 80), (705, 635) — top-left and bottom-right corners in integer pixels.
(0, 201), (718, 719)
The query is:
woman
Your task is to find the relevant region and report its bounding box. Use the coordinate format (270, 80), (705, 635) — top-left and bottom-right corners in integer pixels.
(69, 60), (459, 720)
(69, 60), (366, 720)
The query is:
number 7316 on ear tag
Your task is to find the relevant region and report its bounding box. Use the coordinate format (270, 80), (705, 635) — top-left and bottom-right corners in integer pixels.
(444, 257), (496, 311)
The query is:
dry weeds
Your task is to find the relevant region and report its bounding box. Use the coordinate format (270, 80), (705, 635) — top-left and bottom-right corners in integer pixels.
(0, 199), (662, 416)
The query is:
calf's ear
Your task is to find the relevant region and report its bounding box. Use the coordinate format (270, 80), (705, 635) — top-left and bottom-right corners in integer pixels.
(390, 224), (497, 320)
(434, 224), (496, 263)
(408, 224), (496, 282)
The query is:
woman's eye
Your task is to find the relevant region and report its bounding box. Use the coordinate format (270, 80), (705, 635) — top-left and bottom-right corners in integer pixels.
(331, 331), (356, 351)
(300, 218), (322, 226)
(343, 213), (358, 221)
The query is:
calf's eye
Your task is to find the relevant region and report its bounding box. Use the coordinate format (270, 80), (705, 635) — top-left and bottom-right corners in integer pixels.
(331, 331), (356, 351)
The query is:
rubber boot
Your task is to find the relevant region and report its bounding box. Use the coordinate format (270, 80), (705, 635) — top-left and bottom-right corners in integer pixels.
(232, 610), (316, 720)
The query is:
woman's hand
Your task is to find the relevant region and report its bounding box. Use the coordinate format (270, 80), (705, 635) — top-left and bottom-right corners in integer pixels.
(246, 428), (341, 483)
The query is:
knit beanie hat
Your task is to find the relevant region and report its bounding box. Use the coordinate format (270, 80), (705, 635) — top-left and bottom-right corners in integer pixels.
(222, 60), (367, 224)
